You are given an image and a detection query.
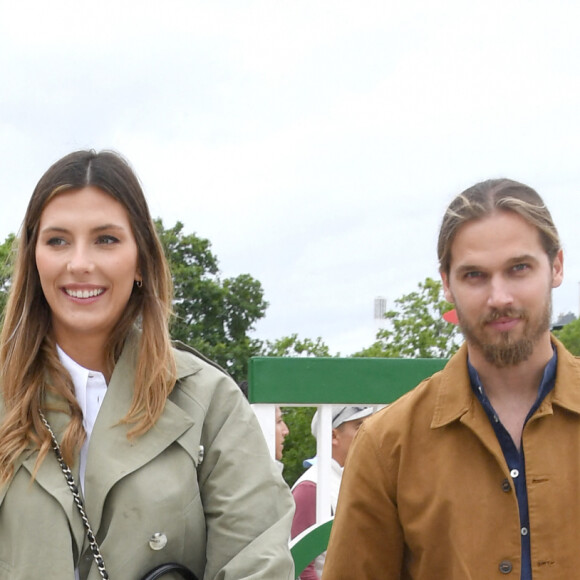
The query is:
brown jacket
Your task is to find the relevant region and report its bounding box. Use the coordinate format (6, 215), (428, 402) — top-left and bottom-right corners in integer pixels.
(323, 338), (580, 579)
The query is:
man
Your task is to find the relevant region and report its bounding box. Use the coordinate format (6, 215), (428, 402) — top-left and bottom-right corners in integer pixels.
(292, 406), (373, 579)
(323, 179), (578, 579)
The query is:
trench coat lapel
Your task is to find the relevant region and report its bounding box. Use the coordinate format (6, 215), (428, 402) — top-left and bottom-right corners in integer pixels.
(83, 332), (199, 533)
(20, 399), (87, 556)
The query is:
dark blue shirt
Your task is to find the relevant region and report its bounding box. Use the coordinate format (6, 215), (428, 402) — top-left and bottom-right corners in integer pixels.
(468, 348), (557, 580)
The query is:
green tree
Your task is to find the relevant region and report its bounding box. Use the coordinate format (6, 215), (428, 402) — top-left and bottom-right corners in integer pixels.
(262, 333), (331, 357)
(261, 334), (332, 486)
(0, 234), (16, 316)
(280, 406), (317, 487)
(355, 277), (461, 358)
(156, 220), (268, 382)
(554, 317), (580, 355)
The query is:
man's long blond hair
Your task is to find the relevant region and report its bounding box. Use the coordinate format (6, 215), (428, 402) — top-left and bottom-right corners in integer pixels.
(0, 150), (177, 483)
(438, 178), (561, 276)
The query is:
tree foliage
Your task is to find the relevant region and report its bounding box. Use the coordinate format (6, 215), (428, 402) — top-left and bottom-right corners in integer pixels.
(554, 317), (580, 356)
(280, 406), (317, 487)
(262, 333), (331, 357)
(155, 220), (267, 382)
(0, 234), (16, 316)
(354, 277), (461, 359)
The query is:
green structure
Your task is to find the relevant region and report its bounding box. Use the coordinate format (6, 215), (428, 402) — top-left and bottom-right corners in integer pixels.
(248, 356), (447, 577)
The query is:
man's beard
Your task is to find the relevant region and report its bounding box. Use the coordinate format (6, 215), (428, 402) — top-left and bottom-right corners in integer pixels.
(457, 297), (552, 368)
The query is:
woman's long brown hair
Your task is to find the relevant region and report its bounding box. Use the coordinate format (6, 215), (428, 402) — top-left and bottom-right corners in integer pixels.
(0, 150), (177, 483)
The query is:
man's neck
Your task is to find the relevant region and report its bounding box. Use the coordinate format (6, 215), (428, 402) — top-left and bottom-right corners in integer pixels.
(467, 333), (554, 449)
(468, 334), (553, 398)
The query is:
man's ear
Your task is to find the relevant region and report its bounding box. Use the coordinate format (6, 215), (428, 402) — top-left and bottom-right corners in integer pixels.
(551, 249), (564, 289)
(441, 271), (454, 304)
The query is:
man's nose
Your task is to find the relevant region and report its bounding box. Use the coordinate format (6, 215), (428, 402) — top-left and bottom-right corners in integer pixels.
(487, 276), (513, 309)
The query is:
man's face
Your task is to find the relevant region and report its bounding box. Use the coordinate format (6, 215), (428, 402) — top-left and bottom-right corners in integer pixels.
(441, 211), (563, 368)
(275, 406), (289, 461)
(332, 418), (366, 467)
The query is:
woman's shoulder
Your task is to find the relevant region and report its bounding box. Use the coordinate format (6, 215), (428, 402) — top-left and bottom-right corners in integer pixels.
(170, 341), (241, 405)
(172, 340), (226, 378)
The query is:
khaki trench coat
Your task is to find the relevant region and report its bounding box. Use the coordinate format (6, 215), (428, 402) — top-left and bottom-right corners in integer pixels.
(0, 332), (295, 579)
(323, 337), (580, 580)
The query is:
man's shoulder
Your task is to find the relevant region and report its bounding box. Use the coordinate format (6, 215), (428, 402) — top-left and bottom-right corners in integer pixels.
(362, 348), (470, 438)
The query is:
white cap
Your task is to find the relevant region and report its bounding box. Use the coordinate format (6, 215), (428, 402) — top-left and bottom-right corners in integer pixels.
(311, 406), (374, 438)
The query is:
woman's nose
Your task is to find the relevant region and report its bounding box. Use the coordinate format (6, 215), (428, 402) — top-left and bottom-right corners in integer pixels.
(66, 246), (94, 274)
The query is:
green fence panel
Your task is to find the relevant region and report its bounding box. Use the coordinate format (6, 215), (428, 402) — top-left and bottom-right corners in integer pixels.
(290, 519), (334, 577)
(248, 357), (447, 404)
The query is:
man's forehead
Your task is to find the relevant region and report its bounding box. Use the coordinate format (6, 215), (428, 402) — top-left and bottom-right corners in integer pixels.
(448, 212), (546, 269)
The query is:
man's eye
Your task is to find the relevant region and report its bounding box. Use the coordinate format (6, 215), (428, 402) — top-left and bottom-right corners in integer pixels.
(512, 263), (529, 272)
(464, 271), (482, 279)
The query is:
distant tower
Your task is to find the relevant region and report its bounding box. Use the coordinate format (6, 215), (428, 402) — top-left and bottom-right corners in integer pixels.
(374, 296), (387, 328)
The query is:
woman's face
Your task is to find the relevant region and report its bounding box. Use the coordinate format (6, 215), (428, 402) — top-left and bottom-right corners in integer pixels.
(35, 186), (139, 352)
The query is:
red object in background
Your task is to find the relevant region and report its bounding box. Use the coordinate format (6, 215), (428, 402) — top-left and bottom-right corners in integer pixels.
(443, 309), (459, 324)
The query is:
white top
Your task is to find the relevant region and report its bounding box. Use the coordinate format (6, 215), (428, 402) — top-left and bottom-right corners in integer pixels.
(56, 346), (107, 490)
(57, 346), (107, 580)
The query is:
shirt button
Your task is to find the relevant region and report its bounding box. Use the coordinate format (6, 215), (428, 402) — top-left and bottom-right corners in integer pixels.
(499, 560), (513, 574)
(521, 527), (529, 536)
(149, 532), (168, 550)
(510, 469), (519, 478)
(501, 478), (511, 492)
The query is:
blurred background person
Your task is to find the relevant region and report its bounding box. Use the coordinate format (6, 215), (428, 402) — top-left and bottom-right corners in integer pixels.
(291, 406), (373, 579)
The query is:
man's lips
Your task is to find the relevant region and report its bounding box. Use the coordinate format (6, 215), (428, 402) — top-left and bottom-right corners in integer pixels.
(486, 317), (521, 332)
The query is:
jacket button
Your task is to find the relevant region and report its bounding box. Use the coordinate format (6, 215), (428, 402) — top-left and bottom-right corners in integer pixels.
(501, 478), (511, 492)
(149, 532), (168, 550)
(499, 560), (513, 574)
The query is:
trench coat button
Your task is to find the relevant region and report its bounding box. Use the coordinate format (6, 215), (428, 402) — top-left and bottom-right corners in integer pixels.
(501, 478), (511, 492)
(149, 532), (168, 550)
(499, 560), (513, 574)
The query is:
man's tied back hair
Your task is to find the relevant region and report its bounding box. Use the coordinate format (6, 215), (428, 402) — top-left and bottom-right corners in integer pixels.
(437, 178), (561, 275)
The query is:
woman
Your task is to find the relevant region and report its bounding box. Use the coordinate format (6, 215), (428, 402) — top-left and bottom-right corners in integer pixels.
(0, 150), (295, 579)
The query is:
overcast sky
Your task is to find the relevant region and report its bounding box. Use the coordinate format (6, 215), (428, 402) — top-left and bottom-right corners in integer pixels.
(1, 1), (579, 355)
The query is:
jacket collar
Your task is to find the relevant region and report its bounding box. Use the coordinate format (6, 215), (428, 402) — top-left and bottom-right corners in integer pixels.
(81, 330), (202, 531)
(431, 335), (580, 430)
(430, 343), (472, 429)
(548, 336), (580, 414)
(19, 329), (203, 538)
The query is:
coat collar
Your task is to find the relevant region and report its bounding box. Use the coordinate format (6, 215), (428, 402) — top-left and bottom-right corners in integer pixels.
(17, 329), (203, 539)
(431, 335), (580, 430)
(81, 330), (202, 531)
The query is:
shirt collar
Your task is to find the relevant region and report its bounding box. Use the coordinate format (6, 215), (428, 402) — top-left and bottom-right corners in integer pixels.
(56, 345), (91, 417)
(468, 345), (558, 410)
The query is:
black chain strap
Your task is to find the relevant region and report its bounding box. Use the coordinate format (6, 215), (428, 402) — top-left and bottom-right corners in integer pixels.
(39, 411), (110, 579)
